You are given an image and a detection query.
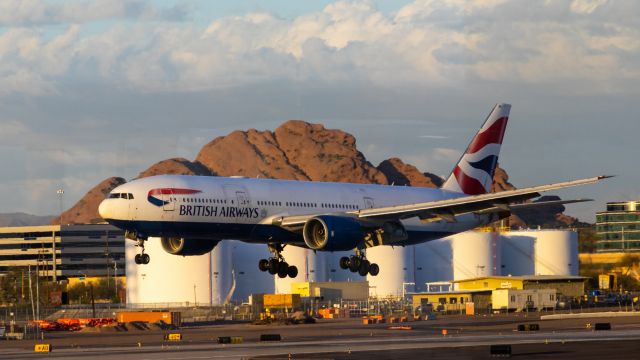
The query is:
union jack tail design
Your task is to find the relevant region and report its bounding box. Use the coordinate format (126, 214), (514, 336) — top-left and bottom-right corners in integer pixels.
(442, 103), (511, 195)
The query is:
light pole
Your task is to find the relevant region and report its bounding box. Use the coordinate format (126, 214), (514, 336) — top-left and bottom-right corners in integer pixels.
(54, 189), (63, 282)
(56, 189), (64, 224)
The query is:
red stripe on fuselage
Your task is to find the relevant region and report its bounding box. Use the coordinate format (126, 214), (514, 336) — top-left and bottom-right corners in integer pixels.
(466, 116), (508, 154)
(148, 188), (202, 196)
(453, 166), (487, 195)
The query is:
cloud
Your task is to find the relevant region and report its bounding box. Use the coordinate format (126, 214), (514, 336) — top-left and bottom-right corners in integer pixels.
(0, 0), (637, 96)
(570, 0), (609, 14)
(418, 135), (449, 139)
(0, 0), (189, 26)
(0, 0), (637, 221)
(0, 120), (28, 139)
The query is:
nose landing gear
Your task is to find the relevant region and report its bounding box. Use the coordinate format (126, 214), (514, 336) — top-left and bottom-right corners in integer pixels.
(340, 250), (379, 276)
(126, 231), (150, 265)
(258, 244), (298, 278)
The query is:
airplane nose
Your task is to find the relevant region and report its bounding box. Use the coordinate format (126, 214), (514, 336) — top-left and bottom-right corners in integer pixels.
(98, 199), (111, 220)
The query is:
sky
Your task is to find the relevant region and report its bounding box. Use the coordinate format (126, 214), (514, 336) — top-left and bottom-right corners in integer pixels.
(0, 0), (638, 222)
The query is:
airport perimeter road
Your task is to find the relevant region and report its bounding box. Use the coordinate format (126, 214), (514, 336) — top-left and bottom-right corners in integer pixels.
(2, 315), (640, 359)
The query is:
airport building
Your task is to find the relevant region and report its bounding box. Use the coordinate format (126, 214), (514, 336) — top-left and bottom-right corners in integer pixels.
(411, 275), (584, 313)
(0, 224), (125, 280)
(596, 201), (640, 252)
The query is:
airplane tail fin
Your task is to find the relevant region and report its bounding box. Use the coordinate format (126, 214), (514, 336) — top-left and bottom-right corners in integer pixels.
(441, 103), (511, 195)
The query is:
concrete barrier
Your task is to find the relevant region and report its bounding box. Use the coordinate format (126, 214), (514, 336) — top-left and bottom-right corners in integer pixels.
(218, 336), (243, 344)
(260, 334), (282, 341)
(517, 323), (539, 331)
(490, 344), (511, 357)
(594, 323), (611, 330)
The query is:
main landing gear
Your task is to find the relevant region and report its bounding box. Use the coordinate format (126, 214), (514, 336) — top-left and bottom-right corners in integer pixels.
(127, 230), (150, 265)
(340, 251), (379, 276)
(258, 244), (298, 279)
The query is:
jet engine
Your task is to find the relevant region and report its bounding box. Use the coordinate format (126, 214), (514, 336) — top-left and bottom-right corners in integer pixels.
(302, 215), (364, 251)
(160, 237), (218, 256)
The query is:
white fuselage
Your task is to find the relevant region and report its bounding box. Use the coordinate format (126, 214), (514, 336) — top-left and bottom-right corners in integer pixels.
(99, 174), (494, 248)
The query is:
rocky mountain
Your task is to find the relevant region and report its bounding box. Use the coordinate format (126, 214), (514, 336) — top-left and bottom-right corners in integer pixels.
(195, 120), (387, 184)
(137, 158), (212, 178)
(54, 120), (582, 228)
(0, 213), (53, 227)
(377, 158), (443, 188)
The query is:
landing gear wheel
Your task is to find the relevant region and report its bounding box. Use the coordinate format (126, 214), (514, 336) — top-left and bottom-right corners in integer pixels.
(339, 256), (350, 270)
(134, 254), (142, 265)
(287, 265), (298, 278)
(368, 263), (380, 276)
(268, 259), (279, 275)
(277, 262), (289, 278)
(141, 253), (150, 265)
(278, 261), (289, 274)
(258, 259), (270, 272)
(349, 256), (361, 272)
(358, 259), (370, 276)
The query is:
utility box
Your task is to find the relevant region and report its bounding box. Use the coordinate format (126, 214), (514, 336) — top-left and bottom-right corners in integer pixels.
(116, 311), (181, 326)
(263, 294), (301, 308)
(599, 274), (617, 290)
(465, 302), (475, 315)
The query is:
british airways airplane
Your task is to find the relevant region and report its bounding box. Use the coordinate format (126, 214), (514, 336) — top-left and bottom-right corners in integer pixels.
(98, 104), (609, 278)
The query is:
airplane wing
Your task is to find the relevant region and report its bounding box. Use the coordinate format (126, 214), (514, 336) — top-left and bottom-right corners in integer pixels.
(272, 175), (610, 228)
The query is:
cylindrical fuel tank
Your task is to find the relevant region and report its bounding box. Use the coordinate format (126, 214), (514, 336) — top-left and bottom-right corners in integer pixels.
(507, 230), (578, 276)
(210, 241), (233, 305)
(450, 231), (500, 281)
(414, 239), (455, 292)
(230, 241), (274, 302)
(366, 245), (415, 298)
(125, 237), (232, 306)
(500, 233), (535, 276)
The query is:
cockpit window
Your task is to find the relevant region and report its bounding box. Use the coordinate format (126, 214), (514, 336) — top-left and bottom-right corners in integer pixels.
(108, 193), (134, 200)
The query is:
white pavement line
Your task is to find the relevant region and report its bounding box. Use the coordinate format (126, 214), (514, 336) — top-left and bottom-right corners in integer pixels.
(541, 312), (640, 320)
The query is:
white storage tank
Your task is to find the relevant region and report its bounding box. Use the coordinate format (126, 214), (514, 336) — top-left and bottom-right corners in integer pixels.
(210, 241), (233, 305)
(414, 239), (455, 292)
(230, 241), (274, 302)
(508, 230), (578, 276)
(125, 237), (232, 306)
(274, 245), (328, 294)
(500, 233), (535, 276)
(366, 245), (415, 298)
(450, 231), (500, 281)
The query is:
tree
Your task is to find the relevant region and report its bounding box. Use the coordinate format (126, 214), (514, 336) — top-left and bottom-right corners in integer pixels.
(618, 254), (640, 275)
(578, 226), (598, 253)
(0, 269), (21, 304)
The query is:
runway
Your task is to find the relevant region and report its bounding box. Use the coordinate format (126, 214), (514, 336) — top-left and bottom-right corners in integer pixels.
(2, 314), (640, 359)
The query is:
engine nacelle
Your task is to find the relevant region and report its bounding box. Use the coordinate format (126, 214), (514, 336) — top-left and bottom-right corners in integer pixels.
(302, 215), (364, 251)
(160, 237), (218, 256)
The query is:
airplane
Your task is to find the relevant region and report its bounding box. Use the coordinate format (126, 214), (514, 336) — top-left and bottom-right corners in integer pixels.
(98, 103), (609, 278)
